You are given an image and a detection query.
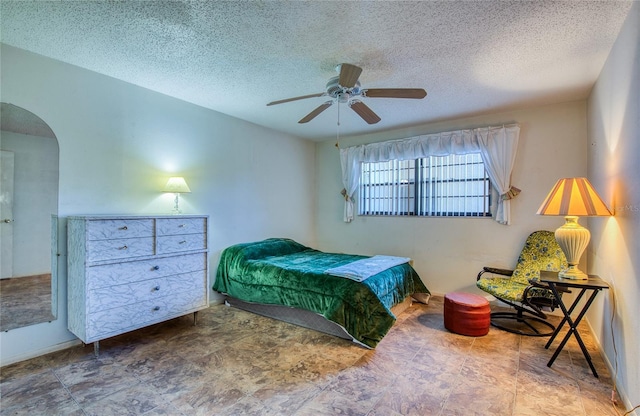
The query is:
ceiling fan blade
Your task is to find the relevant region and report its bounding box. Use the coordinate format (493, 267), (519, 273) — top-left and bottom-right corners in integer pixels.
(349, 100), (381, 124)
(298, 101), (333, 124)
(338, 63), (362, 88)
(363, 88), (427, 99)
(267, 92), (325, 106)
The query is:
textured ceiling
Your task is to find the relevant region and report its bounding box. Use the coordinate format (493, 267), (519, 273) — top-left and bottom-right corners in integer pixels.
(0, 1), (633, 141)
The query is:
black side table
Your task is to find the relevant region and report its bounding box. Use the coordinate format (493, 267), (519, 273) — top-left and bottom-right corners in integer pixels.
(539, 270), (610, 378)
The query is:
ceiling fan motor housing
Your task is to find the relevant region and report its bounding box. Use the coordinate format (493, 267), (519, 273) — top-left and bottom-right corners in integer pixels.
(326, 76), (361, 102)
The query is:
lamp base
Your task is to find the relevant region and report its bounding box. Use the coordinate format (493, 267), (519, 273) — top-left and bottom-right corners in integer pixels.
(555, 216), (590, 280)
(558, 265), (588, 280)
(171, 193), (182, 215)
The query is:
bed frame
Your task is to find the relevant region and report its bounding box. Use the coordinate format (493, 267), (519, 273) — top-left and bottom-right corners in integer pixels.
(224, 295), (415, 348)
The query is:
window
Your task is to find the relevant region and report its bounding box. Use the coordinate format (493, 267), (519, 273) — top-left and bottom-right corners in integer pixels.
(358, 153), (491, 217)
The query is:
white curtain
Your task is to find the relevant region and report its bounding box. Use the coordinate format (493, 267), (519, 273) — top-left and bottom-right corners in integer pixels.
(339, 124), (520, 224)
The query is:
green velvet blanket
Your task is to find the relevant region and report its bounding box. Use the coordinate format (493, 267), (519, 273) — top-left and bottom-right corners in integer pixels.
(213, 238), (429, 348)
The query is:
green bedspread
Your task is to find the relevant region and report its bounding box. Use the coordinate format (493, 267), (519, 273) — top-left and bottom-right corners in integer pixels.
(213, 238), (429, 348)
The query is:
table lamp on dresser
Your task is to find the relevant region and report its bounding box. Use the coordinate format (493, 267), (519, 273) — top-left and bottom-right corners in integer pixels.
(163, 176), (191, 214)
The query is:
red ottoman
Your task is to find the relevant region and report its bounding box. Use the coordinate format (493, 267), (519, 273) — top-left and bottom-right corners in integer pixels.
(444, 292), (490, 336)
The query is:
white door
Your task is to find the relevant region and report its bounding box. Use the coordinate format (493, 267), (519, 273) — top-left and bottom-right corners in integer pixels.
(1, 150), (15, 279)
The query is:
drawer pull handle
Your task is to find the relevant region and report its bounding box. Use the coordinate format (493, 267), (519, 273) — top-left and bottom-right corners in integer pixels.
(119, 245), (128, 250)
(179, 240), (187, 244)
(179, 224), (186, 228)
(153, 306), (160, 311)
(119, 226), (128, 230)
(152, 265), (160, 271)
(154, 286), (161, 291)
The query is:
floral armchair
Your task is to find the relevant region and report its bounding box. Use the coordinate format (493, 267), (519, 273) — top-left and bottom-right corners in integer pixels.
(476, 230), (568, 336)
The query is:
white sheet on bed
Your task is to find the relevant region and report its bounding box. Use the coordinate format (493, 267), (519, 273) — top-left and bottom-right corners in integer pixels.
(324, 255), (411, 282)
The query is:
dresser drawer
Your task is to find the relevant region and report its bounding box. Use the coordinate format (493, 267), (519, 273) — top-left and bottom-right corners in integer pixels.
(86, 219), (154, 240)
(157, 233), (206, 254)
(86, 289), (207, 340)
(86, 237), (155, 262)
(86, 253), (206, 290)
(157, 217), (206, 236)
(87, 270), (206, 312)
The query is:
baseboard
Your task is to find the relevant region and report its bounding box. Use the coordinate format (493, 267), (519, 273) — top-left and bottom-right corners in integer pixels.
(0, 339), (82, 367)
(585, 320), (637, 416)
(209, 291), (226, 305)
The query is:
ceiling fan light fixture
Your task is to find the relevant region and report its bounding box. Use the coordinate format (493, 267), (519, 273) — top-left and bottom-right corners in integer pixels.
(337, 92), (351, 103)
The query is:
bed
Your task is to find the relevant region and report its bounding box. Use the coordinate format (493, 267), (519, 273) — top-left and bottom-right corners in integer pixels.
(213, 238), (430, 348)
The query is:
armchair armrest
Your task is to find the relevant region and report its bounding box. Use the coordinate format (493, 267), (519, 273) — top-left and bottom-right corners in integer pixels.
(528, 279), (571, 294)
(477, 266), (514, 281)
(523, 279), (570, 314)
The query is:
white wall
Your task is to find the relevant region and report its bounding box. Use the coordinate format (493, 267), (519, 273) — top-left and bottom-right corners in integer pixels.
(587, 2), (639, 412)
(0, 44), (316, 365)
(316, 101), (588, 296)
(0, 131), (58, 277)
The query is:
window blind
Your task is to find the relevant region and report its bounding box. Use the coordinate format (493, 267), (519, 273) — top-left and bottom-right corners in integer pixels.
(359, 153), (491, 217)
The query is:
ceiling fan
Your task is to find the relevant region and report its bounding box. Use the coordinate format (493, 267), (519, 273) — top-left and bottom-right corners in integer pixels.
(267, 63), (427, 125)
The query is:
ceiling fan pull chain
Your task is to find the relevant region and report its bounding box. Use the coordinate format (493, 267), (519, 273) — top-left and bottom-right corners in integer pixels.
(335, 101), (341, 148)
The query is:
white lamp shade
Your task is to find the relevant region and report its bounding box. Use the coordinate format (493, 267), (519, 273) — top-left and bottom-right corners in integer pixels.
(163, 177), (191, 193)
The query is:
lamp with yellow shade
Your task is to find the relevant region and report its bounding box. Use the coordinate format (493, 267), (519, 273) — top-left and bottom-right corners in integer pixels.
(537, 177), (612, 279)
(163, 177), (191, 214)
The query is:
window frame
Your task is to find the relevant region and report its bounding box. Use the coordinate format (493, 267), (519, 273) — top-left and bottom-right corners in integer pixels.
(358, 153), (492, 218)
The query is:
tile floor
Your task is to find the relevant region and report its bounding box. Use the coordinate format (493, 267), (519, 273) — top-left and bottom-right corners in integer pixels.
(0, 296), (625, 415)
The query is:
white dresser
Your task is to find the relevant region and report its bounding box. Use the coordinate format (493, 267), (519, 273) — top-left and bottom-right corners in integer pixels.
(67, 215), (209, 352)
